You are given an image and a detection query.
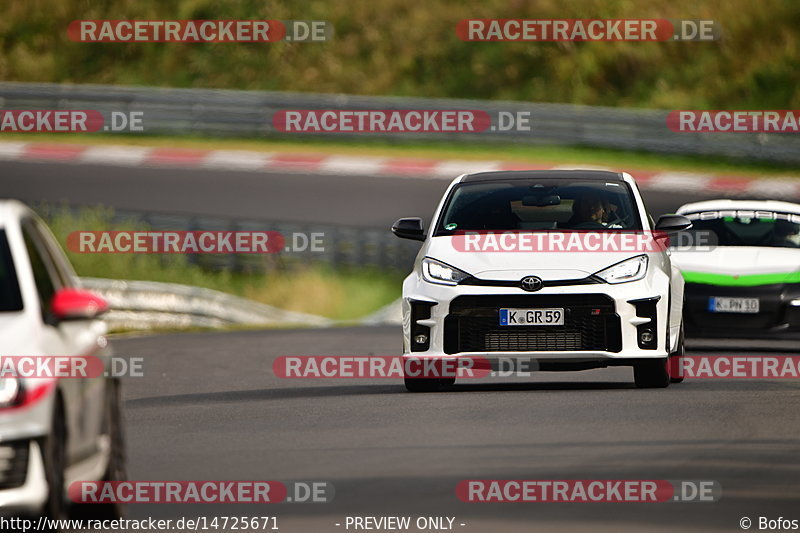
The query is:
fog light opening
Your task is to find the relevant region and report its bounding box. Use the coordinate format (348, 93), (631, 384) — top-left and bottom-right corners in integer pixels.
(640, 330), (654, 344)
(414, 334), (428, 345)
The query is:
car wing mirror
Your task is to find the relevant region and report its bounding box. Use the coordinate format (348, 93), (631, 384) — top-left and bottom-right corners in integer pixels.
(655, 214), (693, 233)
(391, 218), (426, 241)
(51, 288), (109, 322)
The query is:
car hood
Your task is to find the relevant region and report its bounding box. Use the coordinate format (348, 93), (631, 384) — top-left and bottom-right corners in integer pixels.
(671, 246), (800, 285)
(424, 236), (645, 281)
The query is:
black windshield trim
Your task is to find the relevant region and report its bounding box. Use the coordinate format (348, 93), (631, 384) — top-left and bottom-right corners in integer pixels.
(461, 170), (624, 183)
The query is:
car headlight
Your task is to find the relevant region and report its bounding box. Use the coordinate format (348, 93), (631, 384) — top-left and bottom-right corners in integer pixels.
(595, 255), (648, 284)
(0, 378), (21, 408)
(421, 257), (470, 285)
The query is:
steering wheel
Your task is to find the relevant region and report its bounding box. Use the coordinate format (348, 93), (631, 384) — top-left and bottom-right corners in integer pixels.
(570, 221), (606, 230)
(606, 212), (630, 227)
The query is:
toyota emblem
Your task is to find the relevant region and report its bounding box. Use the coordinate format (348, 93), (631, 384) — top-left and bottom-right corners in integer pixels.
(520, 276), (543, 292)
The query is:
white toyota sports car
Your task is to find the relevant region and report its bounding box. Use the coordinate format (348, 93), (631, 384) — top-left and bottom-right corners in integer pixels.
(392, 170), (692, 391)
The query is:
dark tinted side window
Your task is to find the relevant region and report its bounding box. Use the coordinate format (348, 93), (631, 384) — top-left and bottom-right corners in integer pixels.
(22, 222), (59, 320)
(32, 219), (72, 288)
(0, 230), (23, 312)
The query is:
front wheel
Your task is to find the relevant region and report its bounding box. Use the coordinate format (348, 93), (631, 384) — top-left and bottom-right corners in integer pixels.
(41, 395), (67, 527)
(404, 377), (442, 392)
(403, 355), (456, 392)
(71, 379), (127, 520)
(404, 375), (455, 392)
(100, 379), (127, 517)
(634, 358), (670, 388)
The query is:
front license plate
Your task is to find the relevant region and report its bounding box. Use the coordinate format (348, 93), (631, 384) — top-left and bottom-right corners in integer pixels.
(708, 297), (759, 314)
(500, 308), (565, 326)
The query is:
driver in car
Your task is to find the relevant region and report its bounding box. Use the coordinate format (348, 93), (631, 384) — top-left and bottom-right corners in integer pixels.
(774, 221), (800, 248)
(566, 192), (614, 228)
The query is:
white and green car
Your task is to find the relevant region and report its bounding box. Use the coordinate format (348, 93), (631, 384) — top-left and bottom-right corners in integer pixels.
(670, 199), (800, 339)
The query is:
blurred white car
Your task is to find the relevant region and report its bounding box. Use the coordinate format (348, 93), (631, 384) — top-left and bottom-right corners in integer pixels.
(0, 200), (125, 520)
(671, 199), (800, 339)
(392, 170), (692, 391)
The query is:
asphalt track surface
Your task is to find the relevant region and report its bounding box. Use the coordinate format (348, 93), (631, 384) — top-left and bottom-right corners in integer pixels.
(2, 160), (728, 228)
(6, 160), (800, 531)
(116, 327), (800, 533)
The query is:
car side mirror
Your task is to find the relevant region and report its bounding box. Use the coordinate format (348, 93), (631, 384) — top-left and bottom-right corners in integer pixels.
(391, 218), (426, 241)
(51, 288), (109, 322)
(655, 214), (693, 233)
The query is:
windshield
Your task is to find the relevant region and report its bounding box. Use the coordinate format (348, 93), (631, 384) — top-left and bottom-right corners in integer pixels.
(0, 230), (23, 312)
(681, 210), (800, 248)
(435, 179), (643, 235)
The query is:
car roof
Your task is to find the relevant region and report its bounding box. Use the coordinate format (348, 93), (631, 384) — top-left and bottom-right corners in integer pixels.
(677, 199), (800, 215)
(0, 199), (31, 229)
(460, 169), (625, 183)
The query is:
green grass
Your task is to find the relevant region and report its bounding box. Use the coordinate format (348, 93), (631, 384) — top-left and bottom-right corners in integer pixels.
(41, 205), (403, 321)
(8, 132), (800, 177)
(1, 0), (798, 109)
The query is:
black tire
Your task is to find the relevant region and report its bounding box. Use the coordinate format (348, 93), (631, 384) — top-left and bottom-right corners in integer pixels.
(101, 379), (127, 517)
(669, 323), (686, 384)
(402, 354), (455, 391)
(72, 380), (127, 520)
(633, 358), (671, 388)
(41, 395), (67, 527)
(404, 377), (441, 392)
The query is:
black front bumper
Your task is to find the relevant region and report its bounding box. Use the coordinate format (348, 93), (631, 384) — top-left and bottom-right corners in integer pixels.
(443, 294), (622, 354)
(684, 282), (800, 339)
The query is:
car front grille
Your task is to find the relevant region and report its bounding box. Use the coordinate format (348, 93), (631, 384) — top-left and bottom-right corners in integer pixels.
(684, 283), (786, 331)
(0, 440), (29, 489)
(484, 330), (583, 351)
(444, 294), (621, 354)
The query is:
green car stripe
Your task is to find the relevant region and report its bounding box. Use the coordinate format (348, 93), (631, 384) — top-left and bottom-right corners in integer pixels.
(681, 270), (800, 286)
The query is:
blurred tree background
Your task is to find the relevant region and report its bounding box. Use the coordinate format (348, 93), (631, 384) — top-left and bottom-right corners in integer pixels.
(1, 0), (798, 109)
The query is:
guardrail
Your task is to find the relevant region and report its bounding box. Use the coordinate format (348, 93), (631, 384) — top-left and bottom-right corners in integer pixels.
(81, 277), (333, 331)
(1, 82), (798, 164)
(41, 204), (422, 272)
